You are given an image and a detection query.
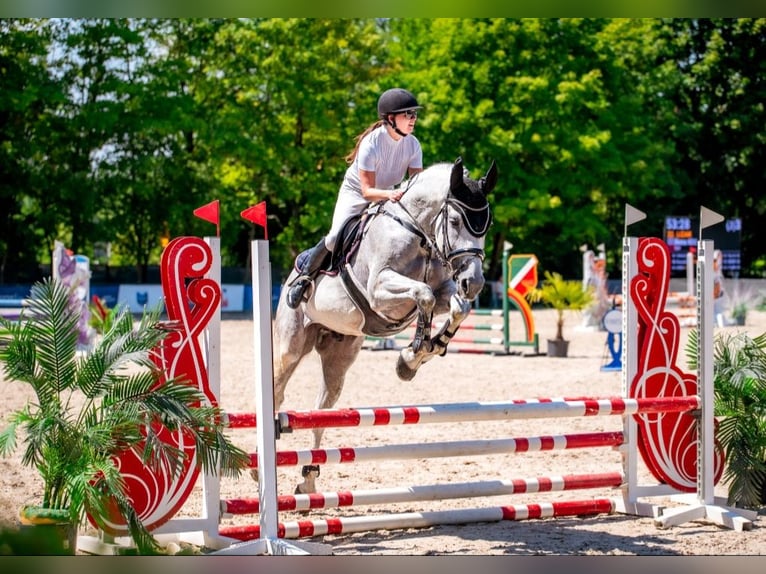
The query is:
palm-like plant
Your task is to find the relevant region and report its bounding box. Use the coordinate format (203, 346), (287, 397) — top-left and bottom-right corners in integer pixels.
(88, 295), (119, 335)
(526, 270), (595, 341)
(686, 328), (766, 508)
(0, 277), (250, 553)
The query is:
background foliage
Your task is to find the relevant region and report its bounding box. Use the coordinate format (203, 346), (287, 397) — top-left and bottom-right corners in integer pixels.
(1, 18), (764, 285)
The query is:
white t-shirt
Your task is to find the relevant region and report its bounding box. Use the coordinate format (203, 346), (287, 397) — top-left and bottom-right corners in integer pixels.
(343, 125), (422, 192)
(325, 126), (422, 250)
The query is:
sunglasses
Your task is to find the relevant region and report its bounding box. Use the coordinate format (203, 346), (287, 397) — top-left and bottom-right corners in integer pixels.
(401, 110), (418, 119)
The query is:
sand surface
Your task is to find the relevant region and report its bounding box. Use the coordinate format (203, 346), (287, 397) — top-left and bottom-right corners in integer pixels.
(2, 307), (766, 555)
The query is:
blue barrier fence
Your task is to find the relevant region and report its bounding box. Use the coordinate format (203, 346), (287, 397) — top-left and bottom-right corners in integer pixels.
(1, 284), (282, 315)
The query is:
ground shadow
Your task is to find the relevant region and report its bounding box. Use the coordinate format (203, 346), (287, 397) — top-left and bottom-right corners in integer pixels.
(320, 513), (726, 556)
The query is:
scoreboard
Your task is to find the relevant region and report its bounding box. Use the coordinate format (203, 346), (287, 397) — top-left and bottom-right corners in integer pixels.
(663, 215), (742, 275)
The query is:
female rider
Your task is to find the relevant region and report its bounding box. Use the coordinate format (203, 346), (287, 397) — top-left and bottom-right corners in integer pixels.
(286, 88), (424, 308)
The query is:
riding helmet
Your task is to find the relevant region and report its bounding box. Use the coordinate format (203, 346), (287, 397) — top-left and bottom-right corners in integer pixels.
(377, 88), (422, 119)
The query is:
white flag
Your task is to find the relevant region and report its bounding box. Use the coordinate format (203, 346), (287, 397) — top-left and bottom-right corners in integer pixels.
(625, 204), (647, 230)
(700, 205), (724, 230)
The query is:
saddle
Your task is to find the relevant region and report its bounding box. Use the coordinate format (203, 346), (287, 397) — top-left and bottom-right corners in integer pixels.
(293, 207), (375, 276)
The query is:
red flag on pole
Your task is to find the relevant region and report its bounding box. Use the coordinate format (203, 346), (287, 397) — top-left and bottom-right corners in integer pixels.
(193, 200), (220, 237)
(241, 201), (268, 240)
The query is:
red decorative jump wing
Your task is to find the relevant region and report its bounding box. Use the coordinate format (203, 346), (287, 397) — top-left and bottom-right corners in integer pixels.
(630, 237), (723, 491)
(90, 236), (220, 535)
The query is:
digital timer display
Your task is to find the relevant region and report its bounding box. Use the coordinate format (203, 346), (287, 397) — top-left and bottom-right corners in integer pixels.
(663, 215), (741, 275)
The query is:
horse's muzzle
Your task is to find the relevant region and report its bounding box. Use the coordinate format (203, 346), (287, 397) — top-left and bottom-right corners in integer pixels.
(455, 260), (485, 301)
(458, 275), (485, 301)
(449, 248), (485, 301)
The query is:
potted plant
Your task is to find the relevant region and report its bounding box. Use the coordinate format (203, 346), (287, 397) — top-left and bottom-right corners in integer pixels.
(724, 282), (761, 326)
(526, 270), (595, 357)
(686, 328), (766, 509)
(731, 303), (749, 327)
(0, 277), (250, 554)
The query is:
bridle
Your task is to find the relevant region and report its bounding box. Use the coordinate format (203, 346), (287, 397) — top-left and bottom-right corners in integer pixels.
(441, 196), (492, 272)
(381, 190), (490, 281)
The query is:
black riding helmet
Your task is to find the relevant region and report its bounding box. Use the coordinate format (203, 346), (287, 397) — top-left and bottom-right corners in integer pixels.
(377, 88), (422, 137)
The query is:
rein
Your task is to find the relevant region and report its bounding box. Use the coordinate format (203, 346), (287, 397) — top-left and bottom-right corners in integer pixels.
(382, 194), (487, 280)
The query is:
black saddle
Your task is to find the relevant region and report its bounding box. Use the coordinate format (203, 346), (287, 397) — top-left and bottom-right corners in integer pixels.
(294, 212), (371, 276)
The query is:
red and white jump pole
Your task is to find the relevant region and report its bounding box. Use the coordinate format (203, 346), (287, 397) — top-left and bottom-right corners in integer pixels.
(241, 430), (626, 469)
(271, 396), (699, 432)
(220, 499), (617, 542)
(220, 472), (625, 515)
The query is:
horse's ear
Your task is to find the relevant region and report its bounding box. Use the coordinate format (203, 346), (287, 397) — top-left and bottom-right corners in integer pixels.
(451, 156), (464, 191)
(481, 160), (498, 194)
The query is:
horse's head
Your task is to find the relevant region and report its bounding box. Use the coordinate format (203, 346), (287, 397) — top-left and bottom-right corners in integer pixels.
(448, 156), (495, 236)
(442, 157), (496, 301)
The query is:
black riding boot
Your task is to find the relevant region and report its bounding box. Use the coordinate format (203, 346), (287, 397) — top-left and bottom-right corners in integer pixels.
(286, 239), (331, 309)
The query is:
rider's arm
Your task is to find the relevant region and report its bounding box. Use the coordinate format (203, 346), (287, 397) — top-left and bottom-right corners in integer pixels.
(359, 169), (404, 203)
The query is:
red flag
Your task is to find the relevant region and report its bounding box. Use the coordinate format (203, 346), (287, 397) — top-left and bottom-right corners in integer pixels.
(193, 200), (220, 236)
(241, 201), (268, 240)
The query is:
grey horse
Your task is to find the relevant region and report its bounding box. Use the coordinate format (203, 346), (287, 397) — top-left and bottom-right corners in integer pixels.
(272, 156), (496, 493)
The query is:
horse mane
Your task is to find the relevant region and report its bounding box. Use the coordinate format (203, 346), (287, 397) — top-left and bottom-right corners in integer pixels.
(402, 160), (490, 213)
(400, 163), (452, 214)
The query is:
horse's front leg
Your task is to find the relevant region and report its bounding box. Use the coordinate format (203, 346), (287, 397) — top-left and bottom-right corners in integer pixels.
(367, 271), (436, 381)
(429, 293), (473, 356)
(397, 288), (473, 379)
(411, 308), (433, 355)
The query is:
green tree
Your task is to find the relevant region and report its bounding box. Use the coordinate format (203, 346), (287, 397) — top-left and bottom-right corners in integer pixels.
(659, 18), (766, 276)
(389, 18), (680, 280)
(179, 18), (389, 277)
(42, 19), (134, 259)
(89, 19), (214, 281)
(1, 19), (765, 285)
(0, 19), (61, 282)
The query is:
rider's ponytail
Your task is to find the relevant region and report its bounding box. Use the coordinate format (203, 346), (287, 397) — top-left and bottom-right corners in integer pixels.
(344, 120), (385, 164)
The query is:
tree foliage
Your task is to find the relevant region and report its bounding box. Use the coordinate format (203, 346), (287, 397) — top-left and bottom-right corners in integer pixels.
(1, 18), (764, 284)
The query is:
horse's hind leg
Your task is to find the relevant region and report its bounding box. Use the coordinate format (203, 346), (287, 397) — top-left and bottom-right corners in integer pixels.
(272, 301), (319, 410)
(261, 302), (318, 484)
(294, 329), (364, 495)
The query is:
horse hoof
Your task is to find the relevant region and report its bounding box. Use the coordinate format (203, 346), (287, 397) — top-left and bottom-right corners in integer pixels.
(396, 356), (418, 381)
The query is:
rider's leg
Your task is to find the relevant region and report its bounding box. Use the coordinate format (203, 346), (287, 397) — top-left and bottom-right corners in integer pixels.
(286, 237), (331, 309)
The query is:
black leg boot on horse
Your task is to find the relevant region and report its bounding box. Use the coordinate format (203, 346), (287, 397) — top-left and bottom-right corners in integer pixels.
(286, 238), (331, 309)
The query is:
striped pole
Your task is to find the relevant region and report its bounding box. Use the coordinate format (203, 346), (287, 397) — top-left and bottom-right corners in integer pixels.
(226, 412), (257, 428)
(219, 499), (616, 541)
(438, 346), (511, 356)
(374, 332), (507, 345)
(374, 320), (505, 332)
(222, 472), (624, 514)
(245, 431), (625, 469)
(446, 323), (504, 331)
(364, 307), (517, 354)
(466, 309), (505, 317)
(277, 396), (700, 432)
